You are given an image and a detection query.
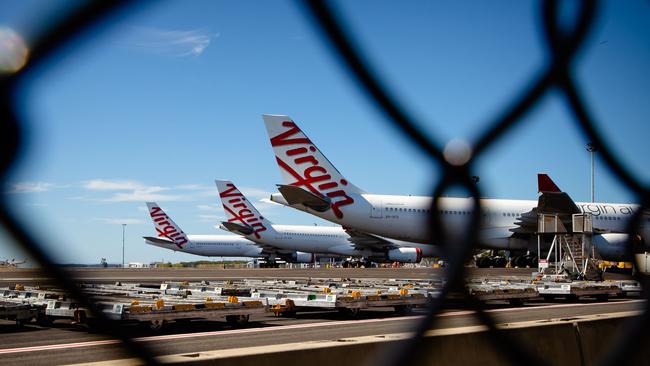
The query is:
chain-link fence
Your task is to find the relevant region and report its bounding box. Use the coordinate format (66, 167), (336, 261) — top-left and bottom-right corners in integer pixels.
(0, 0), (647, 365)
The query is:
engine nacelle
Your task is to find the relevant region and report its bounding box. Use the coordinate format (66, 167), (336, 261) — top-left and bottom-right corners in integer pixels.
(593, 233), (643, 262)
(288, 251), (315, 263)
(387, 247), (422, 263)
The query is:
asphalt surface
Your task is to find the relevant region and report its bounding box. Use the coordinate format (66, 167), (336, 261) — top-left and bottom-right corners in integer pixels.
(1, 267), (450, 285)
(0, 299), (643, 365)
(0, 267), (574, 286)
(0, 267), (640, 365)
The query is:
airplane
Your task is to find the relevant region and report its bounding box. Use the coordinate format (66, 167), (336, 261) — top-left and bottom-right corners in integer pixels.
(261, 114), (648, 264)
(0, 258), (26, 267)
(142, 202), (320, 267)
(215, 180), (437, 266)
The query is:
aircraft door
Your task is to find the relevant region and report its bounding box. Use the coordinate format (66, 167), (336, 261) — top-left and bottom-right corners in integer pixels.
(370, 199), (383, 218)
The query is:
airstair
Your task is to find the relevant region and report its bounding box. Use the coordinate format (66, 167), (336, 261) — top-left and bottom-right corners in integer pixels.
(537, 213), (602, 281)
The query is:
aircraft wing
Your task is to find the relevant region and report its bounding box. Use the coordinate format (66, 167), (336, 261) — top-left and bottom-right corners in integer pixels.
(143, 236), (175, 245)
(509, 174), (580, 234)
(343, 227), (399, 250)
(259, 244), (295, 256)
(220, 221), (255, 236)
(277, 184), (331, 212)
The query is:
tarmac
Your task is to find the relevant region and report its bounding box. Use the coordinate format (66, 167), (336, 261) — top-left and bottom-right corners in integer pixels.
(0, 267), (641, 365)
(0, 299), (642, 365)
(0, 267), (563, 285)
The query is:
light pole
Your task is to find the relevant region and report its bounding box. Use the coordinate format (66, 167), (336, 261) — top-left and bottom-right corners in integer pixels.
(122, 224), (127, 268)
(586, 142), (597, 202)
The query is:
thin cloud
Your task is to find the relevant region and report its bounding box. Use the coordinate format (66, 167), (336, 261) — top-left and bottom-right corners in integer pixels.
(81, 180), (271, 203)
(197, 204), (221, 212)
(126, 26), (218, 57)
(83, 179), (144, 191)
(106, 190), (187, 202)
(259, 198), (282, 206)
(176, 184), (211, 190)
(94, 218), (146, 225)
(198, 185), (272, 199)
(198, 214), (223, 222)
(6, 181), (54, 193)
(240, 187), (273, 200)
(254, 197), (284, 214)
(197, 188), (220, 197)
(66, 195), (90, 201)
(82, 179), (187, 202)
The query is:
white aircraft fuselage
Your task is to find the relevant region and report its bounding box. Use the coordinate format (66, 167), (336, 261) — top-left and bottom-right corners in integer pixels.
(144, 235), (263, 257)
(262, 114), (645, 261)
(144, 202), (319, 263)
(215, 180), (429, 263)
(246, 223), (432, 261)
(270, 193), (640, 249)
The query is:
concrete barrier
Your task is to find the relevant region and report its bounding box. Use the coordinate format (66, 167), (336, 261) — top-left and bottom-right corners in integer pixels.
(76, 311), (647, 366)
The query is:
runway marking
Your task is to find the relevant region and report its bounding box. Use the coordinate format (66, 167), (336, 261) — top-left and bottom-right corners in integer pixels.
(0, 299), (643, 355)
(0, 339), (121, 354)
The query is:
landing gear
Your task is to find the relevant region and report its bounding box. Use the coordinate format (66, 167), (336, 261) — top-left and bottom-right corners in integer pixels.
(476, 251), (538, 268)
(476, 254), (507, 268)
(259, 261), (280, 268)
(342, 259), (373, 268)
(509, 253), (538, 268)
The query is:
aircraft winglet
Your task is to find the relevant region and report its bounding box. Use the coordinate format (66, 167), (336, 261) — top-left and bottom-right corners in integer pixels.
(538, 174), (561, 193)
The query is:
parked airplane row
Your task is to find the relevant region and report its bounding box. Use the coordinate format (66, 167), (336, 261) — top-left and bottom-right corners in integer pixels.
(144, 114), (648, 267)
(144, 180), (433, 267)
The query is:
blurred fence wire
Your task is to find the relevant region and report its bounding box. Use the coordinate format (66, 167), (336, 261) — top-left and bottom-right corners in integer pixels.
(0, 0), (647, 365)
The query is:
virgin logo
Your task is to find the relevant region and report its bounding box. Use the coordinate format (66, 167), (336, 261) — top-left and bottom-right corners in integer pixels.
(220, 184), (267, 239)
(149, 206), (187, 248)
(271, 121), (353, 219)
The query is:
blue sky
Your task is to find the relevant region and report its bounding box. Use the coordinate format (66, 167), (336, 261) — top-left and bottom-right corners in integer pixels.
(1, 1), (649, 265)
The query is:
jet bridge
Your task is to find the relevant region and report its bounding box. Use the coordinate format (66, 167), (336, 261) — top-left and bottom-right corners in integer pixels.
(536, 213), (602, 280)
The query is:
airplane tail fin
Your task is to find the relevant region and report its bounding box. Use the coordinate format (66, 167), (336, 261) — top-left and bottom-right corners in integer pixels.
(145, 202), (189, 248)
(214, 180), (273, 239)
(262, 114), (363, 218)
(538, 174), (561, 193)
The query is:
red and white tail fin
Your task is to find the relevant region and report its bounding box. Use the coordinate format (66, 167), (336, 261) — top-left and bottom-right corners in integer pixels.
(538, 173), (561, 193)
(145, 202), (189, 248)
(215, 180), (273, 239)
(262, 114), (363, 219)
